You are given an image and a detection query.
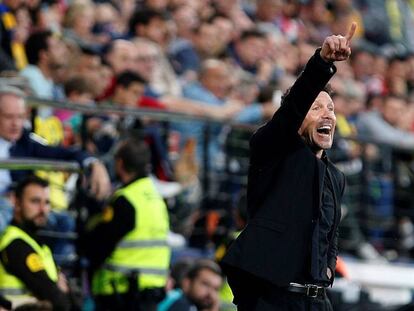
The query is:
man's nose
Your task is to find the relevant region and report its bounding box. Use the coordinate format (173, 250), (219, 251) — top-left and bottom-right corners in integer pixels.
(40, 202), (50, 213)
(322, 109), (334, 118)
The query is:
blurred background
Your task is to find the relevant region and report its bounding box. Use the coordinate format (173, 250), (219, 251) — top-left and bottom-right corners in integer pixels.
(2, 0), (414, 310)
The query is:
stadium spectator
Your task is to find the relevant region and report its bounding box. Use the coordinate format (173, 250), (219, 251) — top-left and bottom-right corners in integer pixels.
(103, 39), (136, 77)
(229, 71), (276, 124)
(93, 3), (123, 41)
(356, 94), (414, 149)
(67, 46), (111, 99)
(211, 0), (254, 33)
(132, 38), (242, 120)
(0, 176), (75, 310)
(128, 8), (171, 50)
(20, 30), (67, 100)
(171, 4), (199, 42)
(158, 258), (194, 311)
(299, 0), (332, 44)
(133, 37), (182, 97)
(57, 75), (97, 147)
(171, 59), (236, 169)
(0, 85), (111, 200)
(228, 29), (276, 87)
(62, 1), (110, 51)
(85, 71), (147, 155)
(164, 259), (223, 311)
(169, 18), (236, 81)
(0, 0), (29, 71)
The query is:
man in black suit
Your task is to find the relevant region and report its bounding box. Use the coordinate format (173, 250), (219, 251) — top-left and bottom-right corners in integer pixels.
(220, 24), (357, 310)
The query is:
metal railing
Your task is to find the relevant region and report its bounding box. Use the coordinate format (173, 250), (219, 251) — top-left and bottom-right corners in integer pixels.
(0, 158), (80, 172)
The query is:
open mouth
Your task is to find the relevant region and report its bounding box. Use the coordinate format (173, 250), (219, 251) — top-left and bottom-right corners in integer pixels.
(316, 125), (332, 136)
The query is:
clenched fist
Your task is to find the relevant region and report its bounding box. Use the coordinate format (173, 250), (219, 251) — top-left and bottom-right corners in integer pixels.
(320, 22), (356, 62)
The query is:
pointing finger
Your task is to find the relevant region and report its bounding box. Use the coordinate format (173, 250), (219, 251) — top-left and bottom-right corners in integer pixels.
(345, 22), (357, 42)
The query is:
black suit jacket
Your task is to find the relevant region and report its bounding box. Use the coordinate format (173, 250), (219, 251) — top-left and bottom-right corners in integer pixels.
(221, 50), (345, 288)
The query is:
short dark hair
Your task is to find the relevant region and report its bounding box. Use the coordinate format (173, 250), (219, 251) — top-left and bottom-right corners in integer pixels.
(238, 29), (266, 42)
(186, 259), (222, 281)
(128, 9), (169, 35)
(25, 30), (53, 65)
(169, 258), (194, 289)
(64, 76), (95, 96)
(114, 139), (150, 177)
(116, 71), (147, 88)
(14, 176), (49, 201)
(281, 83), (334, 105)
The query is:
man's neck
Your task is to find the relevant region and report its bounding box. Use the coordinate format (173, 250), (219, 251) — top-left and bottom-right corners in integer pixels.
(11, 219), (42, 242)
(0, 136), (13, 145)
(121, 172), (139, 185)
(37, 63), (53, 80)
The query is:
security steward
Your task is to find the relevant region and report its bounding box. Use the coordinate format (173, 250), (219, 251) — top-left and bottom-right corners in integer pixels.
(80, 138), (171, 311)
(0, 176), (72, 310)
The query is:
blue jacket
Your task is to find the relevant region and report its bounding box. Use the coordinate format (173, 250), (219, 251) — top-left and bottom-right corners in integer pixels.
(9, 130), (91, 183)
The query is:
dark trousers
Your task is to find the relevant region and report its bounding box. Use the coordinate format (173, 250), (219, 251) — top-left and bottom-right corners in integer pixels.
(236, 290), (333, 311)
(94, 287), (165, 311)
(226, 269), (332, 311)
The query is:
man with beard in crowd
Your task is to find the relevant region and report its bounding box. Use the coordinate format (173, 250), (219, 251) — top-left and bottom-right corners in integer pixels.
(0, 176), (74, 310)
(166, 259), (223, 311)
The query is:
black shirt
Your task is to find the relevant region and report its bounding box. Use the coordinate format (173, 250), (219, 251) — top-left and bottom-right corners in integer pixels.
(0, 222), (71, 311)
(168, 294), (198, 311)
(310, 156), (336, 285)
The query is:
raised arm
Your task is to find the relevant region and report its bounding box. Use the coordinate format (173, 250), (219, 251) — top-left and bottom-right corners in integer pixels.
(250, 23), (357, 163)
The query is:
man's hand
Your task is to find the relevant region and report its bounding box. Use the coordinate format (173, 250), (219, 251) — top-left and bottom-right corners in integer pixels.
(89, 161), (111, 200)
(320, 22), (356, 62)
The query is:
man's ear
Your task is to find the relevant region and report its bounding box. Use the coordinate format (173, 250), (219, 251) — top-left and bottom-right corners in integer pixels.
(7, 191), (16, 206)
(181, 277), (190, 293)
(115, 157), (124, 170)
(14, 197), (21, 216)
(38, 49), (48, 64)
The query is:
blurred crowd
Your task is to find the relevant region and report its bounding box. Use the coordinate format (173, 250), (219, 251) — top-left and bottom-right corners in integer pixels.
(2, 0), (414, 310)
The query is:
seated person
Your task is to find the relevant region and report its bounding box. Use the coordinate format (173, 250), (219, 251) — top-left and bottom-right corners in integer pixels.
(0, 176), (78, 310)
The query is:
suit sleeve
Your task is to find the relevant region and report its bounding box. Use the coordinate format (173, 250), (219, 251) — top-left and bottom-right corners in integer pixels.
(250, 49), (337, 164)
(80, 195), (136, 271)
(0, 239), (70, 311)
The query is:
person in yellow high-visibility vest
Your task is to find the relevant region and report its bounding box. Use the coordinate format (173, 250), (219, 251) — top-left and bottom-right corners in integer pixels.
(80, 138), (171, 311)
(0, 176), (72, 310)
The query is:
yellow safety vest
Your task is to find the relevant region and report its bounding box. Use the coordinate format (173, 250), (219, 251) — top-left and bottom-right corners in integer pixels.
(219, 281), (236, 311)
(217, 230), (240, 311)
(0, 225), (58, 299)
(92, 177), (171, 295)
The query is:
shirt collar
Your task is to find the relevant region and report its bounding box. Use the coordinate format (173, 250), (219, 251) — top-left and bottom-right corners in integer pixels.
(0, 136), (12, 149)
